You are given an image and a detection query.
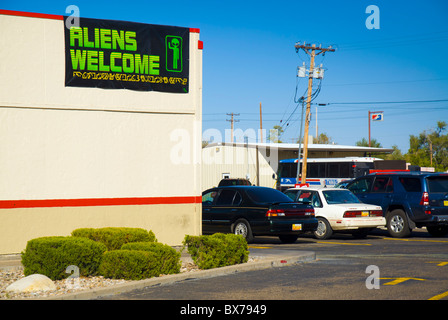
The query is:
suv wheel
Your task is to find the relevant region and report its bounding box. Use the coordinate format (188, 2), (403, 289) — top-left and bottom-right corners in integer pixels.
(386, 209), (411, 238)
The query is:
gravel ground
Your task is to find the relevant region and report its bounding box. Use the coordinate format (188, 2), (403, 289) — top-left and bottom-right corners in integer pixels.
(0, 262), (200, 300)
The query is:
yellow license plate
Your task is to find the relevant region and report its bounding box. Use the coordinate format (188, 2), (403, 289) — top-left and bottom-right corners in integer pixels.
(292, 224), (302, 231)
(444, 200), (448, 206)
(361, 211), (369, 217)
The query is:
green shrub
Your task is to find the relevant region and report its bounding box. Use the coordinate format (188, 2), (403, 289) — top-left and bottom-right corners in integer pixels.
(99, 250), (160, 280)
(21, 236), (107, 280)
(71, 227), (157, 250)
(121, 242), (181, 275)
(183, 233), (249, 270)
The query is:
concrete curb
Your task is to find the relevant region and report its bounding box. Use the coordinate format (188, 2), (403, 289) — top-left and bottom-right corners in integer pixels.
(41, 251), (316, 300)
(0, 254), (22, 272)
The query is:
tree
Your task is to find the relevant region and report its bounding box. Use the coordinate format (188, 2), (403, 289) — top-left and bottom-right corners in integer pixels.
(407, 121), (448, 172)
(383, 145), (405, 160)
(355, 137), (392, 159)
(355, 137), (382, 148)
(316, 133), (334, 144)
(268, 125), (284, 143)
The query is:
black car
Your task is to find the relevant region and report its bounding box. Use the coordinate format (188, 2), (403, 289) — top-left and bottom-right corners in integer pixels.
(202, 186), (318, 243)
(346, 172), (448, 237)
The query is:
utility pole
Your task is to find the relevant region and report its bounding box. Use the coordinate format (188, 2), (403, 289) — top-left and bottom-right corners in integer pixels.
(226, 112), (240, 142)
(294, 42), (335, 184)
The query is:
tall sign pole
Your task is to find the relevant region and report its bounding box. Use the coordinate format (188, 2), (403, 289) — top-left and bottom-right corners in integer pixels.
(368, 110), (384, 147)
(294, 43), (335, 184)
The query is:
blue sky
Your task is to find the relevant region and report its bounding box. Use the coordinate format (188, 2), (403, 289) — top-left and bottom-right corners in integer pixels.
(2, 0), (448, 153)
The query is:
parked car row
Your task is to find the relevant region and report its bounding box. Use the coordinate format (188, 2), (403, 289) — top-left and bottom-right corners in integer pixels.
(201, 172), (448, 243)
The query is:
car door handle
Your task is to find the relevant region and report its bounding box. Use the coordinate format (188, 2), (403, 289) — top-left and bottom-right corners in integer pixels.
(231, 209), (237, 212)
(204, 208), (210, 211)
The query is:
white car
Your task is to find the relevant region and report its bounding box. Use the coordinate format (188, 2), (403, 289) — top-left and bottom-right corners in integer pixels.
(284, 187), (386, 239)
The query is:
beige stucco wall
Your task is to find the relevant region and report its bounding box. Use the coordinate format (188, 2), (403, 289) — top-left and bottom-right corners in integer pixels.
(0, 107), (199, 200)
(0, 12), (202, 254)
(0, 203), (201, 254)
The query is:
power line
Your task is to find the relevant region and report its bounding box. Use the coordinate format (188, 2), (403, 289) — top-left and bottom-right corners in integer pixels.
(325, 77), (448, 87)
(320, 99), (448, 106)
(336, 30), (448, 51)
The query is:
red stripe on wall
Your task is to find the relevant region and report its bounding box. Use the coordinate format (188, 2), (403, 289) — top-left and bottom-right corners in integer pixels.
(0, 196), (202, 209)
(0, 9), (64, 20)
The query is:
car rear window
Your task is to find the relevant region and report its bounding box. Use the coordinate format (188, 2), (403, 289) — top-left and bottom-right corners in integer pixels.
(399, 177), (422, 192)
(426, 176), (448, 193)
(246, 188), (292, 204)
(322, 190), (361, 204)
(284, 190), (298, 201)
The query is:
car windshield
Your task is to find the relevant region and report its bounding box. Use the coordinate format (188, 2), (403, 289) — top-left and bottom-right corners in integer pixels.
(322, 190), (361, 204)
(246, 188), (293, 204)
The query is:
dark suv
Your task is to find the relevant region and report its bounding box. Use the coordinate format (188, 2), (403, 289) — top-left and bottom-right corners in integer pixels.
(346, 172), (448, 238)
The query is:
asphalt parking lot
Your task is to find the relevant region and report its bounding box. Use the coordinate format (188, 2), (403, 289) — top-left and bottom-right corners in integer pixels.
(248, 228), (448, 300)
(105, 228), (448, 301)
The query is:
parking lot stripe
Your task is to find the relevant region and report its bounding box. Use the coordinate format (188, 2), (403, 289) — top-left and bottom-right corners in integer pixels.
(380, 277), (426, 285)
(428, 290), (448, 300)
(248, 246), (272, 249)
(315, 241), (371, 246)
(383, 238), (448, 244)
(426, 261), (448, 267)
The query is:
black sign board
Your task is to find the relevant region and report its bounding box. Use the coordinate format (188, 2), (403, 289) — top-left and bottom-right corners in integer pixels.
(64, 17), (189, 93)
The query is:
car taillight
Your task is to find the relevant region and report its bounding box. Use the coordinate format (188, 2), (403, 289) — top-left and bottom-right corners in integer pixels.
(304, 208), (315, 216)
(370, 210), (383, 217)
(420, 192), (429, 206)
(266, 209), (285, 217)
(266, 208), (314, 217)
(344, 211), (360, 218)
(344, 210), (380, 218)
